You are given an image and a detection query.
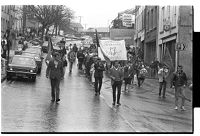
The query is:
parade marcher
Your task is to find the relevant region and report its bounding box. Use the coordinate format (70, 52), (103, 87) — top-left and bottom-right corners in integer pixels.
(72, 43), (78, 55)
(77, 49), (85, 70)
(94, 57), (105, 95)
(158, 63), (169, 98)
(67, 50), (76, 73)
(46, 52), (64, 102)
(171, 65), (189, 110)
(90, 61), (95, 84)
(69, 43), (72, 50)
(137, 64), (148, 87)
(62, 55), (68, 78)
(109, 61), (124, 106)
(123, 61), (135, 92)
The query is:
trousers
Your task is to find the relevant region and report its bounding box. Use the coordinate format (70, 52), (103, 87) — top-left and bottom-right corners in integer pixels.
(159, 80), (167, 97)
(50, 78), (60, 100)
(95, 77), (102, 93)
(112, 81), (122, 104)
(175, 86), (185, 107)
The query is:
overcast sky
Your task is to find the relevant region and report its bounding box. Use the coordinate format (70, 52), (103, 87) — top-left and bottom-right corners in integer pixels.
(1, 0), (200, 31)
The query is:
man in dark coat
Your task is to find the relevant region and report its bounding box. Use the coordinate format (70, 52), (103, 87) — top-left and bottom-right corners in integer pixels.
(94, 58), (105, 95)
(77, 50), (85, 70)
(46, 52), (64, 102)
(171, 65), (189, 110)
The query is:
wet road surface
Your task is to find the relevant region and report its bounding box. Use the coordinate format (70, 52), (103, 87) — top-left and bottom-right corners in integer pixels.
(1, 58), (134, 132)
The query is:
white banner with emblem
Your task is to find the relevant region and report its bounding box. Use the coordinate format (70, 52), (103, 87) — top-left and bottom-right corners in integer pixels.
(98, 40), (127, 61)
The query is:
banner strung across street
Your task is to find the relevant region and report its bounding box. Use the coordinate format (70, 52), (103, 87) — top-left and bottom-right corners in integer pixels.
(98, 40), (127, 61)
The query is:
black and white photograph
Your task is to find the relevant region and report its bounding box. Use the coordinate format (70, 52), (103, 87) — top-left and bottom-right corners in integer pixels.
(1, 0), (197, 133)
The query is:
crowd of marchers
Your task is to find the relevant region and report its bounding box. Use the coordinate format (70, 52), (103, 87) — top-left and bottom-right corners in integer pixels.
(45, 37), (190, 111)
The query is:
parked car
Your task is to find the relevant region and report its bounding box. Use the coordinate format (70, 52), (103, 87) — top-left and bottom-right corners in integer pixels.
(6, 55), (38, 81)
(25, 46), (43, 58)
(21, 51), (43, 73)
(29, 38), (43, 46)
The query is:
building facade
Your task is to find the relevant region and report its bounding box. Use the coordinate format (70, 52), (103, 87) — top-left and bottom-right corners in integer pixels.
(157, 6), (193, 79)
(144, 6), (158, 65)
(1, 5), (16, 37)
(134, 6), (146, 60)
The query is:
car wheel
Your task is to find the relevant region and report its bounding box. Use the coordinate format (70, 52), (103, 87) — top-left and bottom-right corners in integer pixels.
(31, 75), (36, 82)
(6, 72), (12, 80)
(38, 68), (41, 74)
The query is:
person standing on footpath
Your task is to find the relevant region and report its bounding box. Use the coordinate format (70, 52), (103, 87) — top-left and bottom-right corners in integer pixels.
(46, 52), (64, 102)
(171, 65), (189, 110)
(109, 61), (124, 106)
(94, 57), (105, 95)
(158, 63), (169, 98)
(67, 50), (76, 73)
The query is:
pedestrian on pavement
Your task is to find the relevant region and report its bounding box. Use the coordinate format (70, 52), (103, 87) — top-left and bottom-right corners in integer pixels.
(67, 50), (76, 73)
(158, 63), (169, 98)
(171, 65), (188, 110)
(46, 52), (64, 102)
(109, 61), (124, 106)
(94, 57), (105, 95)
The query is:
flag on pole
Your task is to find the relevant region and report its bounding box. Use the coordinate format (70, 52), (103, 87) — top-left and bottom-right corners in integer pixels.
(95, 29), (110, 63)
(45, 37), (53, 65)
(162, 47), (174, 80)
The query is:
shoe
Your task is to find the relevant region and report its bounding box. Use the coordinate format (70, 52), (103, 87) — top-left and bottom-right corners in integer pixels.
(162, 96), (166, 99)
(174, 106), (178, 110)
(112, 102), (115, 106)
(51, 99), (55, 102)
(95, 92), (98, 96)
(117, 103), (121, 106)
(180, 106), (186, 111)
(56, 99), (60, 102)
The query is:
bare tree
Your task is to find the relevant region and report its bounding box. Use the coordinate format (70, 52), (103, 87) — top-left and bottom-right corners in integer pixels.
(21, 5), (74, 38)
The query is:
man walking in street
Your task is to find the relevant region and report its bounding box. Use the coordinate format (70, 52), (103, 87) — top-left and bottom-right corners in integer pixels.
(68, 50), (76, 73)
(171, 65), (188, 110)
(109, 61), (124, 106)
(77, 49), (85, 70)
(158, 63), (169, 98)
(94, 57), (105, 95)
(46, 52), (64, 102)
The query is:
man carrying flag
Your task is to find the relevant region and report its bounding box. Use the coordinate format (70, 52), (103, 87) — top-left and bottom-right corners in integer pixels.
(95, 30), (124, 106)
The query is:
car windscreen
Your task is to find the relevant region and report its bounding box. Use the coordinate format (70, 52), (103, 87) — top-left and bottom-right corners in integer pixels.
(11, 56), (36, 67)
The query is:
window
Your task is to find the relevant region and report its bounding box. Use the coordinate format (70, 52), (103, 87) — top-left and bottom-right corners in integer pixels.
(167, 6), (170, 20)
(161, 7), (165, 31)
(173, 6), (177, 27)
(147, 11), (150, 31)
(154, 6), (157, 28)
(151, 9), (153, 30)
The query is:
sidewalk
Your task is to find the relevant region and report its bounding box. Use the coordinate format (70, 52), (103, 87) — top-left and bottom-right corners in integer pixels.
(144, 78), (192, 102)
(104, 72), (192, 107)
(1, 50), (15, 82)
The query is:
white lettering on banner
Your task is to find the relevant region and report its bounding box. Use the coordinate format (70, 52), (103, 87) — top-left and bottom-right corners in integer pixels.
(98, 40), (127, 61)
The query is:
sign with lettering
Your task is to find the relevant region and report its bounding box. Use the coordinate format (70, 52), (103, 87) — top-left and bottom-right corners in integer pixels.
(98, 40), (127, 61)
(176, 42), (187, 51)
